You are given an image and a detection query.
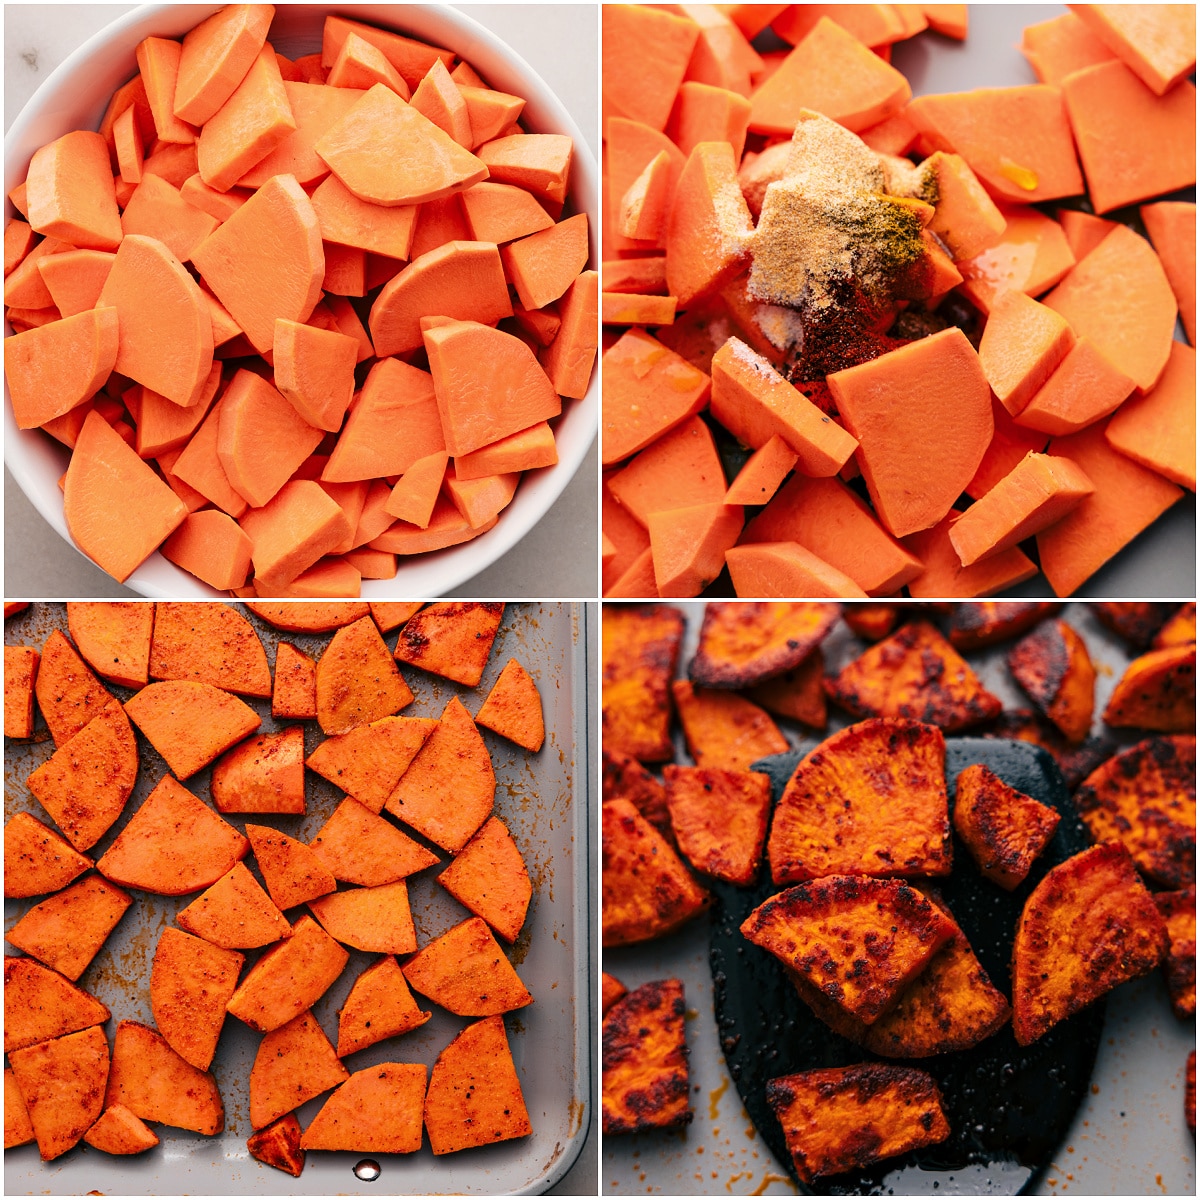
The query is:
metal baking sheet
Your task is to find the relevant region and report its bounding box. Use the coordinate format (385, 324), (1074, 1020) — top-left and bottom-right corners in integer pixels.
(5, 601), (592, 1195)
(601, 601), (1195, 1195)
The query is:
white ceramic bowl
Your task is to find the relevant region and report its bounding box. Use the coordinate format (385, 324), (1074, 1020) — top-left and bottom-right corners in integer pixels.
(4, 4), (598, 598)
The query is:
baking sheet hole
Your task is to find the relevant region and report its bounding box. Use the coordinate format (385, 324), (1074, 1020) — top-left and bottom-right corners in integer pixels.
(354, 1159), (381, 1182)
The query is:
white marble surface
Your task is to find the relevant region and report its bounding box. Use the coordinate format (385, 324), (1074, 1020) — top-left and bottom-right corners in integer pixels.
(3, 4), (599, 601)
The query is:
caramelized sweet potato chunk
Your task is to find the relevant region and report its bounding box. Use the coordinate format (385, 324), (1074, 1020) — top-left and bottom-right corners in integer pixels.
(664, 764), (771, 885)
(602, 748), (672, 837)
(1011, 842), (1167, 1045)
(602, 603), (685, 762)
(688, 601), (840, 688)
(1007, 619), (1096, 743)
(602, 978), (691, 1135)
(825, 621), (1002, 731)
(602, 972), (628, 1016)
(83, 1104), (159, 1155)
(842, 603), (900, 642)
(947, 601), (1060, 651)
(746, 648), (828, 730)
(247, 1113), (305, 1177)
(953, 763), (1060, 890)
(1073, 735), (1195, 888)
(149, 601), (272, 696)
(1095, 602), (1174, 650)
(672, 678), (789, 770)
(1103, 644), (1196, 733)
(983, 709), (1115, 790)
(1155, 885), (1196, 1020)
(1153, 603), (1196, 650)
(393, 602), (506, 687)
(765, 1063), (950, 1183)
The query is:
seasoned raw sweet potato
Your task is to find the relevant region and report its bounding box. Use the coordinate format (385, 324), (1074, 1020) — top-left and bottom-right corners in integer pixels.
(149, 601), (271, 696)
(305, 714), (437, 814)
(474, 657), (545, 751)
(1073, 735), (1195, 888)
(247, 1113), (305, 1177)
(953, 763), (1061, 890)
(308, 879), (418, 954)
(4, 1066), (34, 1149)
(672, 678), (789, 770)
(664, 764), (771, 885)
(4, 956), (110, 1054)
(393, 602), (506, 687)
(302, 1062), (428, 1153)
(66, 601), (154, 688)
(337, 955), (432, 1056)
(82, 1104), (159, 1156)
(603, 798), (709, 946)
(769, 718), (951, 884)
(250, 1009), (349, 1129)
(271, 641), (317, 719)
(244, 602), (369, 631)
(246, 823), (337, 909)
(602, 748), (672, 837)
(982, 709), (1115, 790)
(436, 815), (531, 943)
(602, 978), (691, 1135)
(4, 812), (92, 898)
(947, 601), (1060, 650)
(309, 796), (438, 885)
(602, 603), (685, 762)
(176, 861), (293, 949)
(765, 1063), (950, 1184)
(1095, 601), (1175, 650)
(315, 614), (414, 735)
(369, 602), (423, 633)
(1007, 619), (1096, 743)
(402, 916), (533, 1015)
(1011, 842), (1168, 1045)
(602, 972), (628, 1016)
(746, 649), (827, 729)
(211, 725), (306, 813)
(4, 644), (38, 737)
(34, 628), (111, 748)
(688, 601), (839, 688)
(1103, 644), (1196, 733)
(825, 621), (1003, 731)
(742, 877), (957, 1024)
(1155, 885), (1196, 1020)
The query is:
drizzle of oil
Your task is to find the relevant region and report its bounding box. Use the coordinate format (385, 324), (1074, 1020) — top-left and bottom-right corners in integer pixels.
(750, 1170), (793, 1195)
(709, 1076), (729, 1120)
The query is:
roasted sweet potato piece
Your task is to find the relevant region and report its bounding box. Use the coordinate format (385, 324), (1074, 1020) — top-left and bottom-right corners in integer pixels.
(1095, 601), (1175, 650)
(176, 861), (292, 949)
(402, 916), (533, 1016)
(746, 648), (827, 730)
(602, 603), (685, 762)
(34, 628), (111, 748)
(1011, 842), (1167, 1045)
(211, 725), (306, 813)
(226, 914), (349, 1033)
(1154, 603), (1197, 650)
(149, 601), (271, 696)
(1073, 735), (1195, 888)
(247, 1113), (305, 1177)
(4, 957), (110, 1054)
(436, 815), (531, 943)
(983, 709), (1115, 790)
(303, 1061), (428, 1153)
(824, 621), (1003, 731)
(768, 718), (951, 884)
(306, 715), (438, 814)
(272, 641), (317, 719)
(249, 1009), (349, 1129)
(385, 696), (494, 853)
(66, 602), (154, 689)
(105, 1019), (223, 1134)
(602, 978), (691, 1135)
(1155, 886), (1196, 1020)
(423, 1015), (531, 1154)
(663, 764), (771, 885)
(315, 614), (414, 735)
(672, 679), (789, 770)
(124, 679), (261, 779)
(688, 601), (840, 688)
(4, 1068), (34, 1149)
(1007, 619), (1096, 744)
(4, 644), (38, 737)
(602, 798), (709, 946)
(246, 823), (337, 910)
(97, 775), (249, 895)
(4, 812), (92, 898)
(1103, 644), (1196, 733)
(947, 601), (1060, 651)
(5, 875), (132, 981)
(82, 1104), (159, 1155)
(602, 749), (672, 838)
(9, 1025), (110, 1161)
(474, 657), (545, 751)
(337, 955), (432, 1056)
(244, 601), (370, 631)
(309, 796), (438, 885)
(25, 695), (138, 852)
(308, 880), (418, 955)
(602, 972), (628, 1016)
(765, 1063), (950, 1184)
(842, 603), (901, 642)
(952, 763), (1060, 890)
(393, 602), (505, 687)
(369, 601), (423, 633)
(149, 927), (244, 1071)
(741, 877), (957, 1024)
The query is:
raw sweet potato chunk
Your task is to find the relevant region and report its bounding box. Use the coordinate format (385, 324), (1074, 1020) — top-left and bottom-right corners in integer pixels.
(97, 775), (248, 895)
(337, 955), (431, 1056)
(149, 600), (271, 696)
(246, 824), (336, 911)
(83, 1104), (159, 1156)
(305, 715), (437, 814)
(105, 1019), (223, 1135)
(672, 679), (788, 771)
(4, 644), (38, 738)
(953, 763), (1061, 891)
(1007, 619), (1096, 743)
(250, 1009), (349, 1129)
(436, 815), (531, 944)
(302, 1062), (427, 1153)
(1103, 644), (1195, 733)
(176, 861), (292, 949)
(272, 642), (317, 719)
(767, 718), (951, 884)
(474, 658), (544, 752)
(1011, 842), (1167, 1044)
(689, 601), (839, 688)
(211, 726), (306, 814)
(315, 613), (413, 735)
(663, 764), (771, 886)
(825, 621), (1002, 732)
(602, 978), (692, 1135)
(33, 627), (111, 749)
(4, 957), (110, 1054)
(66, 601), (153, 688)
(1073, 736), (1195, 889)
(392, 601), (505, 687)
(3, 812), (92, 899)
(247, 1113), (305, 1177)
(403, 917), (532, 1016)
(150, 927), (244, 1071)
(309, 796), (438, 885)
(765, 1063), (950, 1184)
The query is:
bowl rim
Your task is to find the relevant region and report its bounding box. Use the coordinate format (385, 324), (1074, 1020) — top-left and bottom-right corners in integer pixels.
(3, 3), (599, 599)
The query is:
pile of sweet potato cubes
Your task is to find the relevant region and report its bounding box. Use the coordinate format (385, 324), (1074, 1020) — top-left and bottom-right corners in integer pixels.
(4, 600), (546, 1174)
(601, 600), (1195, 1183)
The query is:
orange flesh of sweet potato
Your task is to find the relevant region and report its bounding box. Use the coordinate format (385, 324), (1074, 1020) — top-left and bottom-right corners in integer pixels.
(1007, 619), (1096, 743)
(402, 916), (533, 1016)
(83, 1104), (160, 1155)
(473, 657), (545, 752)
(309, 796), (438, 885)
(4, 644), (38, 738)
(1011, 842), (1167, 1045)
(246, 823), (336, 910)
(176, 861), (292, 950)
(307, 879), (418, 954)
(337, 955), (431, 1056)
(1154, 604), (1197, 650)
(672, 678), (788, 770)
(1103, 644), (1196, 734)
(602, 603), (685, 762)
(305, 715), (437, 814)
(603, 749), (673, 838)
(436, 815), (531, 944)
(689, 601), (838, 688)
(302, 1061), (427, 1153)
(314, 613), (413, 735)
(768, 717), (950, 884)
(1155, 886), (1196, 1020)
(3, 956), (110, 1055)
(66, 601), (153, 689)
(947, 602), (1063, 652)
(602, 978), (692, 1135)
(903, 508), (1039, 599)
(392, 601), (504, 688)
(725, 540), (871, 598)
(149, 600), (271, 696)
(663, 764), (771, 885)
(1140, 200), (1195, 345)
(3, 812), (92, 899)
(270, 644), (320, 715)
(249, 1009), (349, 1129)
(34, 627), (112, 750)
(246, 1113), (305, 1176)
(747, 649), (828, 730)
(601, 972), (627, 1016)
(977, 289), (1076, 417)
(211, 725), (305, 814)
(244, 601), (369, 631)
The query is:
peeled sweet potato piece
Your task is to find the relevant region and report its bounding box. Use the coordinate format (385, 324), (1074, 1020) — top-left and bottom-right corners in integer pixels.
(765, 1063), (950, 1184)
(34, 627), (111, 749)
(1007, 619), (1096, 744)
(149, 601), (271, 696)
(308, 879), (417, 954)
(947, 600), (1061, 651)
(824, 620), (1003, 732)
(603, 798), (709, 946)
(5, 644), (38, 738)
(768, 717), (950, 884)
(474, 657), (544, 751)
(1012, 842), (1167, 1045)
(952, 763), (1060, 891)
(601, 972), (628, 1017)
(305, 715), (437, 813)
(82, 1104), (159, 1155)
(150, 927), (244, 1071)
(176, 861), (291, 950)
(602, 978), (691, 1135)
(66, 601), (154, 688)
(302, 1061), (427, 1153)
(5, 1067), (34, 1149)
(672, 679), (789, 771)
(211, 725), (306, 814)
(4, 811), (93, 898)
(424, 1015), (531, 1154)
(746, 649), (827, 730)
(1156, 886), (1196, 1021)
(315, 613), (414, 735)
(9, 1025), (110, 1161)
(436, 815), (530, 943)
(402, 917), (532, 1016)
(309, 796), (438, 885)
(105, 1019), (223, 1134)
(337, 955), (431, 1056)
(4, 957), (110, 1054)
(272, 641), (317, 719)
(250, 1009), (349, 1129)
(601, 603), (685, 762)
(1155, 603), (1197, 650)
(663, 764), (771, 886)
(97, 775), (248, 895)
(247, 1113), (305, 1177)
(688, 601), (839, 688)
(1095, 601), (1176, 650)
(246, 823), (336, 910)
(741, 877), (957, 1024)
(601, 749), (672, 839)
(392, 601), (505, 687)
(1102, 644), (1195, 733)
(1073, 735), (1195, 888)
(244, 601), (371, 631)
